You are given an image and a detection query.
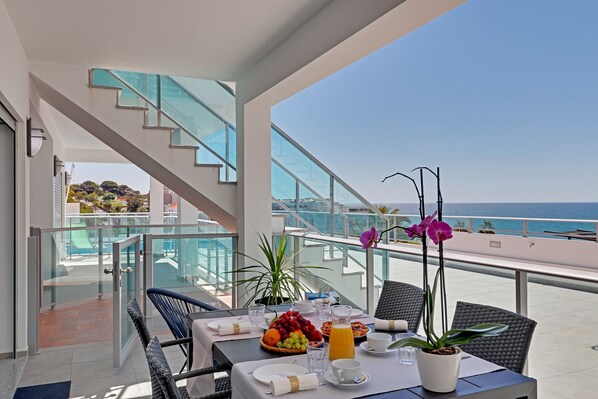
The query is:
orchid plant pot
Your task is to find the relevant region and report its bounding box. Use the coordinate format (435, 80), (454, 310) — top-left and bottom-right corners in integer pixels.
(415, 348), (462, 393)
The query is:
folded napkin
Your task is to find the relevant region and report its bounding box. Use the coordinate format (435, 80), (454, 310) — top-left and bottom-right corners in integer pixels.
(218, 321), (252, 336)
(269, 373), (319, 397)
(374, 318), (408, 331)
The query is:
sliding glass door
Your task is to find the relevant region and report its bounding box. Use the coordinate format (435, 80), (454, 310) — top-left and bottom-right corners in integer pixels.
(0, 108), (16, 358)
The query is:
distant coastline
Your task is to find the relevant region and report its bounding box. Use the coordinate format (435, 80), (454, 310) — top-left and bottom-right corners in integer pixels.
(378, 202), (598, 221)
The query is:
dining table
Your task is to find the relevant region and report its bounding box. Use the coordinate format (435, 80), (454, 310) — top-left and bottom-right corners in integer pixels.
(186, 306), (537, 399)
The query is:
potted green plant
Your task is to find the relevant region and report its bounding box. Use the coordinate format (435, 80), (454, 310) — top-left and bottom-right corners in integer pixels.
(361, 167), (507, 393)
(231, 233), (329, 307)
(478, 220), (496, 234)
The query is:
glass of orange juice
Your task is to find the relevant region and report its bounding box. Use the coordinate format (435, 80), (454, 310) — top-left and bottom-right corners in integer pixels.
(328, 305), (354, 360)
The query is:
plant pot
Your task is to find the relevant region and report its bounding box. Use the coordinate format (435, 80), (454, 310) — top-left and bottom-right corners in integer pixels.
(255, 296), (291, 305)
(415, 348), (461, 393)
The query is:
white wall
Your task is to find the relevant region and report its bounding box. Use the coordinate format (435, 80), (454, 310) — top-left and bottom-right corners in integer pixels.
(0, 1), (29, 121)
(0, 1), (30, 355)
(440, 232), (598, 270)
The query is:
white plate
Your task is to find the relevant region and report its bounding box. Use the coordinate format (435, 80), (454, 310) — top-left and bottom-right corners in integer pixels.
(252, 364), (309, 384)
(207, 320), (239, 331)
(359, 341), (398, 356)
(299, 308), (315, 315)
(350, 309), (363, 318)
(323, 370), (370, 388)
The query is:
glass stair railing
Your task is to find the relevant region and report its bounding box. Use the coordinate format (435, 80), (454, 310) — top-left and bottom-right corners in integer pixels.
(90, 68), (389, 238)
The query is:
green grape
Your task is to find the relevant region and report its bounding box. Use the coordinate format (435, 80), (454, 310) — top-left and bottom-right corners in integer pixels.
(276, 342), (283, 348)
(286, 343), (292, 349)
(300, 344), (306, 351)
(294, 343), (300, 349)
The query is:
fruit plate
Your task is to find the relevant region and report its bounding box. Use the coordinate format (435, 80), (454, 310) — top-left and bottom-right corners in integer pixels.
(259, 338), (324, 355)
(320, 321), (371, 341)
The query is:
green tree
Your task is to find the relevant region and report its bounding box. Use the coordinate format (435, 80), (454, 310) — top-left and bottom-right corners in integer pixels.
(100, 180), (120, 194)
(80, 180), (100, 194)
(126, 195), (146, 212)
(102, 192), (116, 202)
(79, 202), (93, 213)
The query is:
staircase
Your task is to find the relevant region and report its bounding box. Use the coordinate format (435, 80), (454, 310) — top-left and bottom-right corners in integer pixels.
(296, 239), (381, 309)
(30, 63), (237, 230)
(30, 63), (388, 300)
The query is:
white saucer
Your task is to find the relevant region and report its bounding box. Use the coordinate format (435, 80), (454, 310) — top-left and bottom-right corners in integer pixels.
(359, 341), (399, 356)
(350, 309), (363, 318)
(323, 370), (370, 388)
(299, 309), (315, 315)
(252, 364), (308, 384)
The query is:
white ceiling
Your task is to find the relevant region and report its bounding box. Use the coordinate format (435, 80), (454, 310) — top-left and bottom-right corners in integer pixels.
(4, 0), (331, 81)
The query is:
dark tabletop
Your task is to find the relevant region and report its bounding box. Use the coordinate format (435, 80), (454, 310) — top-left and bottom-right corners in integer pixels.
(187, 309), (537, 398)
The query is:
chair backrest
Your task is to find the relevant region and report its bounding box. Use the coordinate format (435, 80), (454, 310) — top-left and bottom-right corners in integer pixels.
(374, 280), (424, 332)
(146, 337), (183, 399)
(127, 299), (165, 399)
(451, 301), (537, 373)
(147, 287), (219, 339)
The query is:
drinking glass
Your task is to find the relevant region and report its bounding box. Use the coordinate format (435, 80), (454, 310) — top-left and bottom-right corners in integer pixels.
(328, 305), (354, 360)
(248, 304), (265, 328)
(315, 299), (330, 321)
(396, 333), (415, 365)
(306, 342), (329, 378)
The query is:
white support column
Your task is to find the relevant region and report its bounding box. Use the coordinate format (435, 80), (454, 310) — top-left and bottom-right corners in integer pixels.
(149, 177), (164, 225)
(235, 95), (272, 307)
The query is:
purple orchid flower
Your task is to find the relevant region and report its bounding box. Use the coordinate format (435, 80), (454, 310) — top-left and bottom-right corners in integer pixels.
(419, 211), (438, 230)
(428, 219), (453, 245)
(405, 224), (421, 238)
(360, 227), (379, 249)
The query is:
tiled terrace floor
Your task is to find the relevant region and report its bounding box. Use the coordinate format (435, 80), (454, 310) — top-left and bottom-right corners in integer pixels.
(16, 257), (598, 398)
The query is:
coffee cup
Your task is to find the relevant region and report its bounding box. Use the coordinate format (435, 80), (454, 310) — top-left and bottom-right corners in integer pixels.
(293, 300), (315, 314)
(331, 359), (362, 383)
(367, 332), (392, 352)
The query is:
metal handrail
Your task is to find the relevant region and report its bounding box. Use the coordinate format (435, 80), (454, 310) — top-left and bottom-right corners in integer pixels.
(151, 70), (388, 224)
(99, 68), (388, 233)
(100, 69), (236, 172)
(36, 222), (221, 233)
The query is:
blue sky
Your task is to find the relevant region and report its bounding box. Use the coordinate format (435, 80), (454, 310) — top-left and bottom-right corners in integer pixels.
(73, 0), (598, 204)
(273, 0), (598, 203)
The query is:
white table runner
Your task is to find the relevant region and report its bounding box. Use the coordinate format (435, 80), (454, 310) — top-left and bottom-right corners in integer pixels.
(231, 351), (504, 399)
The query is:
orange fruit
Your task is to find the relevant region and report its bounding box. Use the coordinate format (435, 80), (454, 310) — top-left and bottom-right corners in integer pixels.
(263, 328), (281, 347)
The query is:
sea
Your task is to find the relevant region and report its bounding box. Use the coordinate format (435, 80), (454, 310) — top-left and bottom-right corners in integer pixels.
(379, 202), (598, 236)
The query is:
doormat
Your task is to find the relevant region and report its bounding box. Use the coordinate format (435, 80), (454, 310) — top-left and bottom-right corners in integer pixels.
(14, 381), (71, 399)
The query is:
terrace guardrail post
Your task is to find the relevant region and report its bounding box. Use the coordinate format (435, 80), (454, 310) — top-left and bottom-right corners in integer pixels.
(28, 228), (42, 355)
(468, 218), (473, 233)
(366, 247), (375, 315)
(232, 236), (238, 308)
(515, 271), (528, 317)
(98, 229), (104, 300)
(143, 234), (153, 316)
(523, 220), (528, 238)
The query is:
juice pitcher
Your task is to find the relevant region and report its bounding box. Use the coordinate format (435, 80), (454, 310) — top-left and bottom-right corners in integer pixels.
(328, 305), (355, 360)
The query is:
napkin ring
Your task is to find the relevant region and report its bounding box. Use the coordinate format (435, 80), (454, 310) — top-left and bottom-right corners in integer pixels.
(389, 320), (395, 330)
(287, 375), (300, 393)
(233, 323), (240, 334)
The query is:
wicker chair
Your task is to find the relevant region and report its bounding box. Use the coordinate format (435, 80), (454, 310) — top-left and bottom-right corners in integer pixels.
(146, 337), (231, 399)
(147, 288), (219, 371)
(451, 301), (537, 373)
(374, 280), (424, 332)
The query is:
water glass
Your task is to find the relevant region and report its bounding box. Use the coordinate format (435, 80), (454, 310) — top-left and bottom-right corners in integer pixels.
(315, 299), (330, 321)
(396, 333), (415, 365)
(248, 304), (265, 328)
(306, 342), (329, 378)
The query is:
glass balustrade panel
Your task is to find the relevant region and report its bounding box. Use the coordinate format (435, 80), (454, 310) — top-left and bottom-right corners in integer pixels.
(149, 236), (234, 310)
